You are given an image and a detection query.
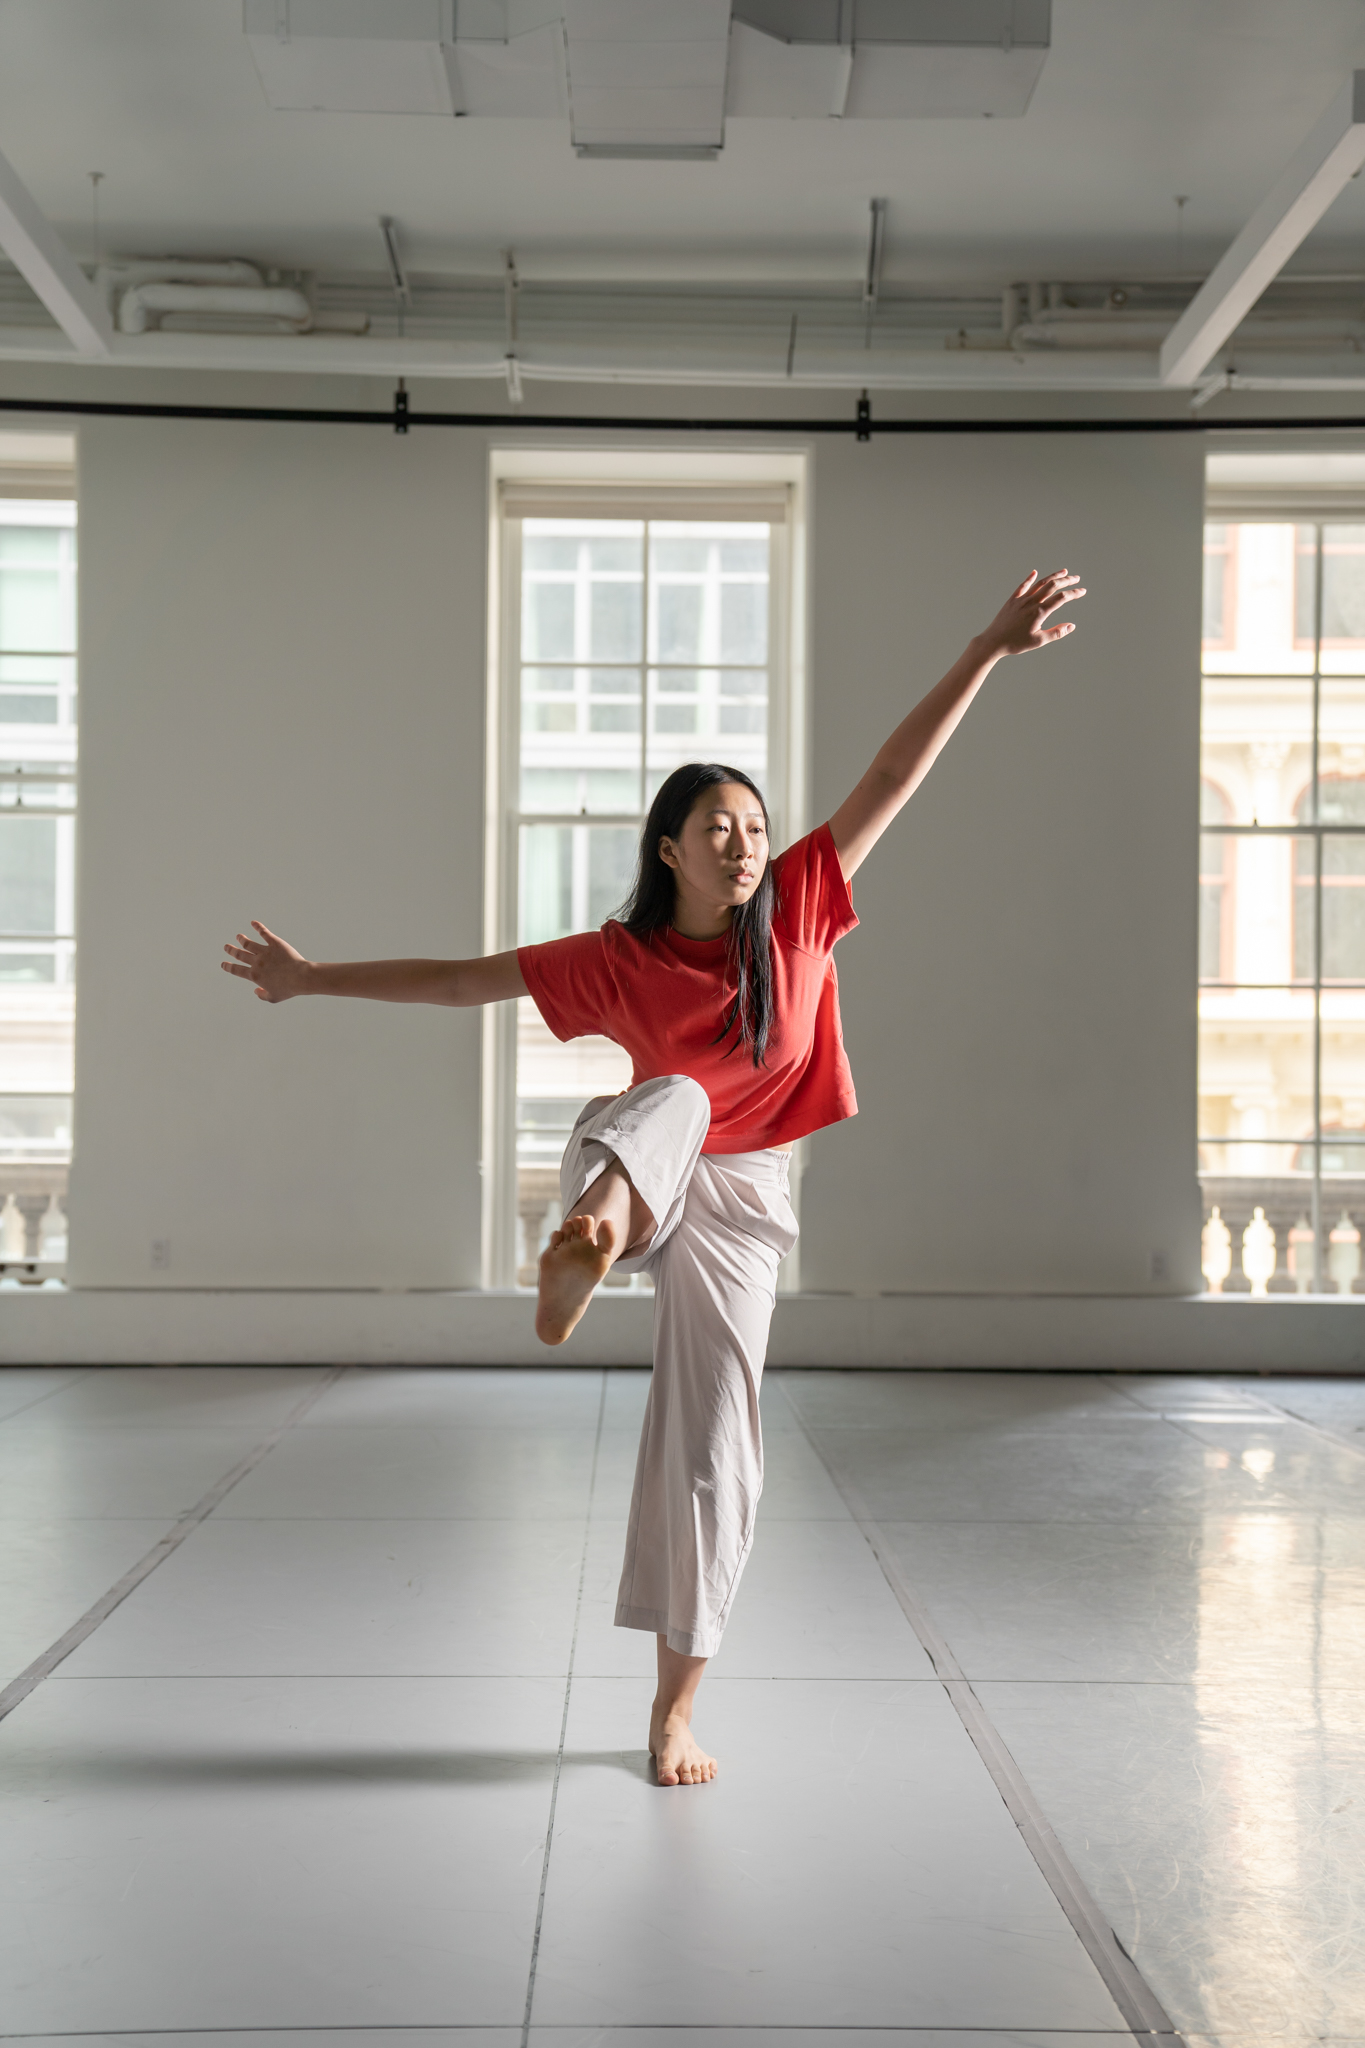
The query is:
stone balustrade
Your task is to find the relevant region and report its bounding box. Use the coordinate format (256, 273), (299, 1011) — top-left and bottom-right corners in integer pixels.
(0, 1162), (68, 1283)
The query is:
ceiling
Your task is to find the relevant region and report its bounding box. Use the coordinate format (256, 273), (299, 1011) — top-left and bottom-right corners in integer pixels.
(0, 0), (1363, 292)
(2, 1), (1365, 395)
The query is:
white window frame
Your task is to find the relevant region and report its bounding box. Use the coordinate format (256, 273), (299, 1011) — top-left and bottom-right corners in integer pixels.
(0, 494), (78, 1173)
(482, 453), (808, 1289)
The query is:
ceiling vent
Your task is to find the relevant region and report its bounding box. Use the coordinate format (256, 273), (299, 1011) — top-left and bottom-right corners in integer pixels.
(729, 0), (1050, 119)
(244, 0), (1050, 130)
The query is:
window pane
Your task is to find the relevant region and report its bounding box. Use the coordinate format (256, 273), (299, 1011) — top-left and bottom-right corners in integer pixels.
(1203, 524), (1231, 645)
(518, 824), (573, 944)
(522, 581), (575, 661)
(587, 825), (637, 926)
(1200, 676), (1311, 828)
(0, 527), (74, 651)
(1198, 1005), (1314, 1164)
(1294, 523), (1318, 647)
(1320, 833), (1365, 980)
(0, 816), (56, 932)
(1319, 1006), (1365, 1138)
(646, 668), (769, 784)
(518, 822), (638, 943)
(1317, 676), (1365, 761)
(656, 582), (703, 663)
(1199, 831), (1230, 980)
(720, 579), (766, 664)
(590, 578), (642, 661)
(1292, 833), (1317, 983)
(1320, 525), (1365, 644)
(1202, 523), (1313, 676)
(0, 1093), (72, 1162)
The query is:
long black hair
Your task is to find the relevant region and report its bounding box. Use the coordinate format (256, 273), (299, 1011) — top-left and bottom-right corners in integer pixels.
(618, 762), (776, 1067)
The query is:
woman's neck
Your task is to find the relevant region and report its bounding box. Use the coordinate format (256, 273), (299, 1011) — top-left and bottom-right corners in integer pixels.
(670, 888), (735, 942)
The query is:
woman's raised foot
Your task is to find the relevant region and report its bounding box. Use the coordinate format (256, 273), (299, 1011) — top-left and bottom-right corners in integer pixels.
(535, 1215), (614, 1345)
(650, 1707), (717, 1786)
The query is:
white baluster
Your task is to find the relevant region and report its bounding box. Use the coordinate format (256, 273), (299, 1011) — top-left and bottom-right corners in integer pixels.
(38, 1193), (67, 1267)
(0, 1192), (24, 1262)
(1241, 1207), (1277, 1297)
(1201, 1206), (1232, 1295)
(1329, 1211), (1361, 1296)
(1287, 1215), (1315, 1295)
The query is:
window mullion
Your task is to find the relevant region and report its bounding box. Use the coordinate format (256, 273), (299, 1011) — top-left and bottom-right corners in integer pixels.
(1312, 520), (1325, 1290)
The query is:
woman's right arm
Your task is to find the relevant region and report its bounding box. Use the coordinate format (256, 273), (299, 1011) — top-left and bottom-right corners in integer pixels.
(221, 921), (528, 1007)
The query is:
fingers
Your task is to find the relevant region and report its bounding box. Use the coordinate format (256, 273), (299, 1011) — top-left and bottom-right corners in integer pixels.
(1011, 570), (1039, 598)
(1036, 584), (1086, 618)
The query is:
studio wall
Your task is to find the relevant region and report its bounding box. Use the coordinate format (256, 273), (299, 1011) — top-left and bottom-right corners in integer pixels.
(69, 416), (488, 1287)
(64, 406), (1204, 1300)
(799, 431), (1206, 1294)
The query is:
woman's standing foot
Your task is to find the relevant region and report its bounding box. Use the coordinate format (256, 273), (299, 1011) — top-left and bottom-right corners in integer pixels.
(650, 1703), (717, 1785)
(650, 1640), (715, 1783)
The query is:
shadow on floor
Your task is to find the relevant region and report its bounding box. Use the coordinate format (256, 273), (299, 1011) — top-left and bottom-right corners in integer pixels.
(33, 1748), (653, 1787)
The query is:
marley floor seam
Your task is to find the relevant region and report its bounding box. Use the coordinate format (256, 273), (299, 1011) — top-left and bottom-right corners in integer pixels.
(0, 1366), (348, 1725)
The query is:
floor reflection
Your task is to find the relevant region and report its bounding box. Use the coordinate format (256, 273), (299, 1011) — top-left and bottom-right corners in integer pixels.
(1194, 1489), (1365, 2035)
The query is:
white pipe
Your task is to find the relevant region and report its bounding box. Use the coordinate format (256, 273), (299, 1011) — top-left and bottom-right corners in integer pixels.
(98, 259), (264, 291)
(1012, 319), (1172, 349)
(117, 283), (311, 335)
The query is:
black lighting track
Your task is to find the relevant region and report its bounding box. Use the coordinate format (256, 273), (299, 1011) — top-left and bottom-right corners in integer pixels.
(0, 390), (1364, 436)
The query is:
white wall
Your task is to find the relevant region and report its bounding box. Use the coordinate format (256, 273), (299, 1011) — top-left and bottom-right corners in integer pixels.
(800, 432), (1206, 1295)
(63, 407), (1205, 1301)
(69, 417), (489, 1287)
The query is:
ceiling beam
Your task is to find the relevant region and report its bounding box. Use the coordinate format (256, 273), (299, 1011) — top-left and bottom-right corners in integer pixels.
(1160, 72), (1365, 388)
(0, 147), (110, 357)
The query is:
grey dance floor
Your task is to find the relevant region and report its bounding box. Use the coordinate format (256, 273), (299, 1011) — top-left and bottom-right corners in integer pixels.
(0, 1363), (1362, 2046)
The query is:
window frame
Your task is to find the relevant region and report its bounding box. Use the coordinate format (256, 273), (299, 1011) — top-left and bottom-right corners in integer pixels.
(482, 477), (802, 1289)
(0, 494), (78, 1182)
(1199, 512), (1365, 1290)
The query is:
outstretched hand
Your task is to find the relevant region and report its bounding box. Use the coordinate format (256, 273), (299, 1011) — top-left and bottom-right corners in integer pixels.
(221, 921), (309, 1003)
(982, 569), (1085, 657)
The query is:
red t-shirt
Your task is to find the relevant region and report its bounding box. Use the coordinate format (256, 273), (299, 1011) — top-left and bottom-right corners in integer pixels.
(517, 822), (859, 1154)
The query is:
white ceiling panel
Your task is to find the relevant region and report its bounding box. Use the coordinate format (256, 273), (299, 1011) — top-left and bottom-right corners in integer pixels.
(0, 0), (1363, 294)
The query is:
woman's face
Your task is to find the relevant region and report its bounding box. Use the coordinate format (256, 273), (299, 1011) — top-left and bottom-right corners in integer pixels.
(659, 780), (769, 911)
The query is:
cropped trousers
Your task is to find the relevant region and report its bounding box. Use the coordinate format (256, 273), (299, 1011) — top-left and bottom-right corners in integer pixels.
(559, 1074), (799, 1658)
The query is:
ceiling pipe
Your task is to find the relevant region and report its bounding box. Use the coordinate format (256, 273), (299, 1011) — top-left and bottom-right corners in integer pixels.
(116, 282), (313, 335)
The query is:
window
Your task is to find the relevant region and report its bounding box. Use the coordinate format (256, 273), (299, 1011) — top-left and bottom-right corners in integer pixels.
(488, 484), (795, 1287)
(1202, 524), (1236, 648)
(1199, 516), (1365, 1290)
(0, 495), (77, 1276)
(1199, 779), (1232, 981)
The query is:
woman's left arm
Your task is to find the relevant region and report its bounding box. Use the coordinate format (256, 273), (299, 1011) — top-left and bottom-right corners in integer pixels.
(827, 568), (1085, 880)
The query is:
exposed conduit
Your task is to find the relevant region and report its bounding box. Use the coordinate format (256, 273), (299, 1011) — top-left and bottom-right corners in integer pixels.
(0, 391), (1362, 435)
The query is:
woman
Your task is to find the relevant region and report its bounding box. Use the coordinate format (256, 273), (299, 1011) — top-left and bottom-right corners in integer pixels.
(222, 567), (1084, 1786)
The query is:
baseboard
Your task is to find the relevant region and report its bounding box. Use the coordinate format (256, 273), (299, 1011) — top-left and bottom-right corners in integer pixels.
(1, 1286), (1363, 1372)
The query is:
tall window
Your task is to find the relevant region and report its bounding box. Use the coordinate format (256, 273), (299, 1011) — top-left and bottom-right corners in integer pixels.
(1199, 517), (1365, 1290)
(490, 489), (792, 1286)
(0, 496), (77, 1279)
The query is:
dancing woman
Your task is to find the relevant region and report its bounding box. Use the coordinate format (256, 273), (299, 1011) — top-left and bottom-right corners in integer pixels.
(222, 568), (1084, 1785)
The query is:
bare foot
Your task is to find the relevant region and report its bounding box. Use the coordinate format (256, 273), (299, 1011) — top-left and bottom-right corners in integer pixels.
(535, 1214), (614, 1345)
(650, 1706), (717, 1786)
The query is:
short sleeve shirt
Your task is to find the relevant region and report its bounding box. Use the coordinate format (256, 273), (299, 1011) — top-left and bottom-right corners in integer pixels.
(517, 823), (859, 1153)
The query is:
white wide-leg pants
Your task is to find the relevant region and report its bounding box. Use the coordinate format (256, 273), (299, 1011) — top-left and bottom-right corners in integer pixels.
(559, 1074), (799, 1658)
